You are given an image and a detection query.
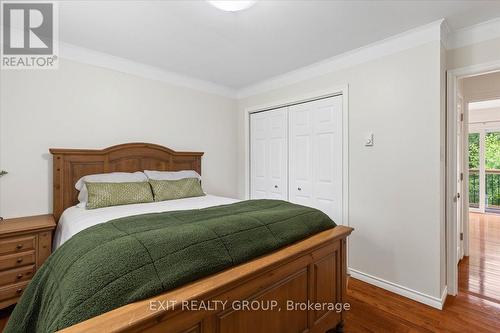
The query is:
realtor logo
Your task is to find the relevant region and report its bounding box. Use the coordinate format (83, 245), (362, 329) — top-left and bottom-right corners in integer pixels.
(1, 1), (58, 69)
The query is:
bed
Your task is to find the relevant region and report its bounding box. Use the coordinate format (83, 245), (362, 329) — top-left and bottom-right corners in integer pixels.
(7, 143), (353, 333)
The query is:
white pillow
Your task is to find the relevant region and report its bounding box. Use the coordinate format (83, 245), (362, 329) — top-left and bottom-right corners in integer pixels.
(75, 171), (148, 207)
(144, 170), (201, 181)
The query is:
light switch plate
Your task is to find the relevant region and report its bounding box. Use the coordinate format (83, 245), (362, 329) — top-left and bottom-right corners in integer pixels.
(365, 133), (374, 146)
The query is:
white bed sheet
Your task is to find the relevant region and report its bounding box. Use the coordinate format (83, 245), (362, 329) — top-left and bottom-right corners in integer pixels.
(53, 195), (239, 250)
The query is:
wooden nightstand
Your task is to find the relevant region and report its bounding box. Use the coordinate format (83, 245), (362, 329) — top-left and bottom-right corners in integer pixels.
(0, 215), (56, 309)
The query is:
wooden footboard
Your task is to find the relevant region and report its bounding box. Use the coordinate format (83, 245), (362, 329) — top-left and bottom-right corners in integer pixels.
(59, 226), (352, 333)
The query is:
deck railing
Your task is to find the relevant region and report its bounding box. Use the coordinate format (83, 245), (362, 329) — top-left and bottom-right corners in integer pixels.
(469, 169), (500, 210)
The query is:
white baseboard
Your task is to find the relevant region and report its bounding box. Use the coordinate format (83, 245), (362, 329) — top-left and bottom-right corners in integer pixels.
(348, 268), (447, 310)
(440, 286), (448, 306)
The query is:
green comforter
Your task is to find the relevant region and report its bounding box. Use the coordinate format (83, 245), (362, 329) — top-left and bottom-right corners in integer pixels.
(5, 199), (335, 332)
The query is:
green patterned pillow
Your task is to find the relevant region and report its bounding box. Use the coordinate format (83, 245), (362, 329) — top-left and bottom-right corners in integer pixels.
(149, 178), (205, 202)
(85, 182), (154, 209)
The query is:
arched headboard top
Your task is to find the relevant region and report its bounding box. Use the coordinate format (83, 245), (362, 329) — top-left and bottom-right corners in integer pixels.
(50, 143), (203, 221)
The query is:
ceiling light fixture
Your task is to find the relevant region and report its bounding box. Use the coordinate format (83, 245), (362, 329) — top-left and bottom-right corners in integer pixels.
(207, 1), (256, 12)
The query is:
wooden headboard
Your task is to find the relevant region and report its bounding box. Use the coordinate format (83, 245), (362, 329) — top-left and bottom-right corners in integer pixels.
(49, 143), (203, 221)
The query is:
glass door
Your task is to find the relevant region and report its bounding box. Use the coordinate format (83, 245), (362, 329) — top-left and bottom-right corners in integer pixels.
(485, 130), (500, 213)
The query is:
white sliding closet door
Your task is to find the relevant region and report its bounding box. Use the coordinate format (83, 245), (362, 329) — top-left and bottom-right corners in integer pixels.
(289, 96), (343, 223)
(250, 108), (288, 200)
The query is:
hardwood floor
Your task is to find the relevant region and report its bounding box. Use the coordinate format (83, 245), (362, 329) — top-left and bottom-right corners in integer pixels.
(344, 276), (500, 332)
(460, 213), (500, 303)
(1, 213), (499, 332)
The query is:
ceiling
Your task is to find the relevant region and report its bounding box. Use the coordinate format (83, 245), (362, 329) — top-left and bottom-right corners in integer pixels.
(55, 1), (500, 89)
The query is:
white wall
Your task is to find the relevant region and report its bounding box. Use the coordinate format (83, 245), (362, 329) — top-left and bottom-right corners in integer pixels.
(462, 72), (500, 169)
(462, 71), (500, 102)
(0, 59), (238, 218)
(237, 40), (444, 301)
(469, 107), (500, 124)
(447, 36), (500, 71)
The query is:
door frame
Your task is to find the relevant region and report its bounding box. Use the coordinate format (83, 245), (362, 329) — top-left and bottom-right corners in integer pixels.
(243, 84), (349, 227)
(446, 60), (500, 296)
(456, 93), (464, 262)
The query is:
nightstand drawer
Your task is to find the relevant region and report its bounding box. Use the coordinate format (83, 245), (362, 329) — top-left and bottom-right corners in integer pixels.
(0, 214), (55, 309)
(0, 251), (36, 271)
(0, 235), (36, 255)
(0, 265), (35, 286)
(0, 281), (30, 302)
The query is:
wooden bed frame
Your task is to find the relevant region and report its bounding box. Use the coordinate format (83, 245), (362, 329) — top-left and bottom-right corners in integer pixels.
(49, 143), (353, 333)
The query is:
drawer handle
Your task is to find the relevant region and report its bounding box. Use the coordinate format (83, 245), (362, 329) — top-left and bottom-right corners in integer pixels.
(16, 274), (23, 280)
(16, 258), (23, 263)
(298, 187), (302, 191)
(16, 288), (23, 294)
(16, 244), (23, 250)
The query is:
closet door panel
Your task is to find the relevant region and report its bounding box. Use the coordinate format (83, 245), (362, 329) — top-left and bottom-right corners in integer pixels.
(250, 113), (269, 199)
(311, 97), (343, 223)
(289, 96), (343, 223)
(268, 109), (288, 199)
(250, 108), (288, 200)
(289, 106), (313, 206)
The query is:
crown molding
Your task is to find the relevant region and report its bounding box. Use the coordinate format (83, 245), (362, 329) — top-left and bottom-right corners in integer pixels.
(447, 17), (500, 50)
(59, 42), (237, 98)
(236, 19), (444, 98)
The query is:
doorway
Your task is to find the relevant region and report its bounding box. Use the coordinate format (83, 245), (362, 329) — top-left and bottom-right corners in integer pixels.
(463, 96), (500, 302)
(448, 69), (500, 302)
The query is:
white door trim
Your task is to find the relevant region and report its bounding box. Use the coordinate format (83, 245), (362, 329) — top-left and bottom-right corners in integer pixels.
(446, 60), (500, 296)
(243, 85), (349, 227)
